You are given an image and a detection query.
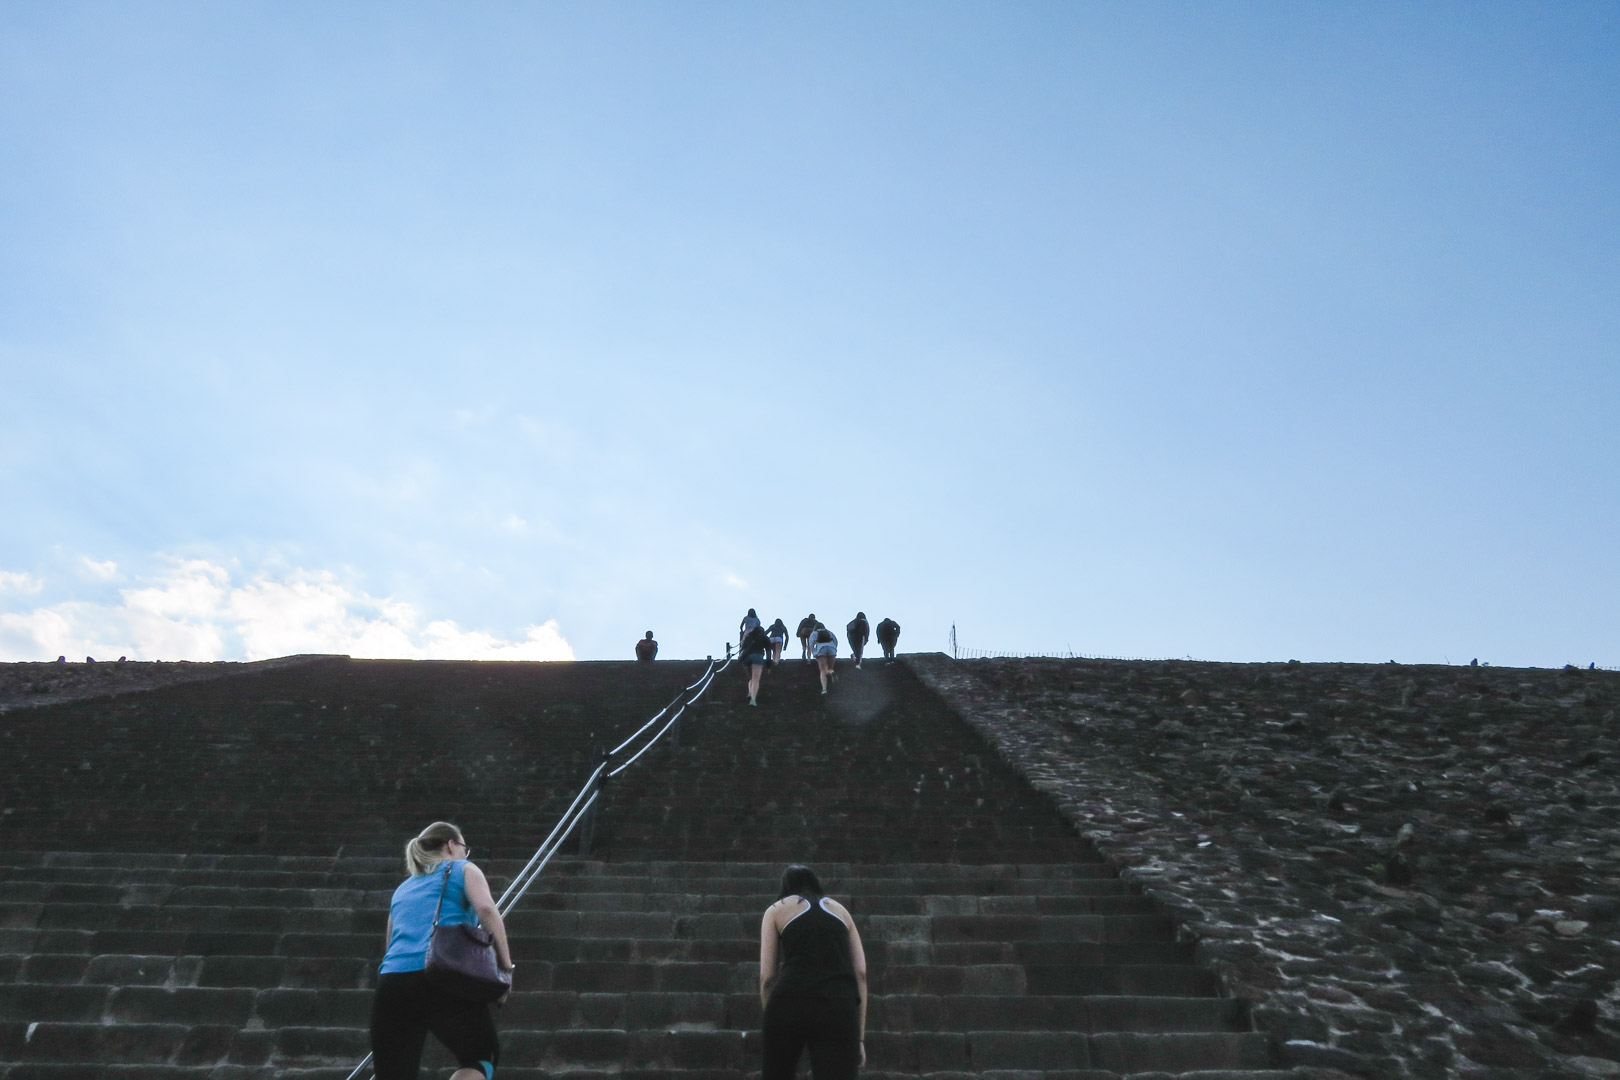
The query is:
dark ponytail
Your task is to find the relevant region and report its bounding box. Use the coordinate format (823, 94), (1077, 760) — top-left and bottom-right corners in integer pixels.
(777, 864), (824, 901)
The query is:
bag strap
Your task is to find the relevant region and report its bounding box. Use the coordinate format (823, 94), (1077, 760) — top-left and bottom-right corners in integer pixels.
(431, 860), (454, 928)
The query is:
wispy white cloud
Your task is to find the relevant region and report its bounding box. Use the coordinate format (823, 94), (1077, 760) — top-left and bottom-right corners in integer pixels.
(0, 558), (574, 663)
(0, 571), (43, 595)
(503, 514), (529, 534)
(79, 556), (119, 580)
(725, 574), (748, 589)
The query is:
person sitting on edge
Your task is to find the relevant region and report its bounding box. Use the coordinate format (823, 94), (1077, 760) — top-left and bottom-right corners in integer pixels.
(845, 613), (870, 669)
(741, 621), (773, 707)
(875, 618), (900, 663)
(635, 631), (658, 662)
(766, 618), (790, 663)
(796, 614), (818, 661)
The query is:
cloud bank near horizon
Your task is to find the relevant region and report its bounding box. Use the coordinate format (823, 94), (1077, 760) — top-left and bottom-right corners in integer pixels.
(0, 559), (574, 663)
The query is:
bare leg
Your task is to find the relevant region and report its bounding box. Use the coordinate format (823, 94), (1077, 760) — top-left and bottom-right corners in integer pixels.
(749, 664), (764, 704)
(817, 655), (833, 693)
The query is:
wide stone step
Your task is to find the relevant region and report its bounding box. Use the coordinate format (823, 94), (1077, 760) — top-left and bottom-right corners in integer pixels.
(0, 1020), (1271, 1073)
(0, 938), (1198, 994)
(0, 855), (1115, 878)
(0, 984), (1241, 1035)
(0, 885), (1149, 914)
(0, 1068), (1299, 1080)
(0, 906), (1172, 945)
(0, 861), (1116, 881)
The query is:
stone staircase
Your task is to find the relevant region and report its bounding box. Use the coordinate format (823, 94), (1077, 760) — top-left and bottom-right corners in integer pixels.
(0, 656), (1290, 1077)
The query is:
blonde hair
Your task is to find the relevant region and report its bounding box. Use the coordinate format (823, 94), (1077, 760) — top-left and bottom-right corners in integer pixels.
(404, 821), (464, 876)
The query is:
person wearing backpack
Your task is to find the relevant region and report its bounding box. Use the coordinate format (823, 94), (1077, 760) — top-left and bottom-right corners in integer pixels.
(810, 624), (838, 694)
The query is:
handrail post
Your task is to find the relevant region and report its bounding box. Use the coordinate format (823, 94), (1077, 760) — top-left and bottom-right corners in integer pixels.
(673, 664), (703, 749)
(577, 745), (607, 856)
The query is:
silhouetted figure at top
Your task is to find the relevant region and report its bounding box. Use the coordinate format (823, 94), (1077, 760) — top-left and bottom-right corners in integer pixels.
(740, 608), (762, 648)
(810, 625), (838, 695)
(875, 618), (901, 663)
(766, 618), (790, 663)
(796, 615), (818, 661)
(845, 613), (870, 669)
(741, 623), (773, 707)
(635, 632), (658, 662)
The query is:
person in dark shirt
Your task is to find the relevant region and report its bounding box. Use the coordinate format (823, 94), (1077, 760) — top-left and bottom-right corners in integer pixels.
(758, 865), (867, 1080)
(844, 613), (870, 669)
(766, 618), (790, 663)
(741, 623), (773, 706)
(795, 615), (818, 661)
(875, 618), (900, 663)
(635, 632), (657, 662)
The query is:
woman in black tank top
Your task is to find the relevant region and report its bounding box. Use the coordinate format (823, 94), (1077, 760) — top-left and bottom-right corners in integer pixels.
(759, 865), (868, 1080)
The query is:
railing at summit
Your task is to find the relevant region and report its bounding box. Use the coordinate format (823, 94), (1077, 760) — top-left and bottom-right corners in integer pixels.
(343, 650), (735, 1080)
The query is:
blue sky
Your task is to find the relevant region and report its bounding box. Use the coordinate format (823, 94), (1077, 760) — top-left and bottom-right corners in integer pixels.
(2, 2), (1617, 666)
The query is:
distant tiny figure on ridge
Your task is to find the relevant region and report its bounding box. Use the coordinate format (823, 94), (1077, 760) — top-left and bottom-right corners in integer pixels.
(810, 624), (838, 694)
(759, 865), (867, 1080)
(875, 618), (901, 663)
(845, 613), (870, 669)
(766, 618), (790, 663)
(372, 822), (513, 1080)
(796, 614), (819, 661)
(635, 631), (658, 662)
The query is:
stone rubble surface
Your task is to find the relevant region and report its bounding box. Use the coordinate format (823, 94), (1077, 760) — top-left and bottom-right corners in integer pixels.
(0, 655), (340, 713)
(906, 654), (1620, 1080)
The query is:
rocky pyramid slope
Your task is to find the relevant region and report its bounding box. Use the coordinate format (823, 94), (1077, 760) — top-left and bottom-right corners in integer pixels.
(0, 655), (1284, 1078)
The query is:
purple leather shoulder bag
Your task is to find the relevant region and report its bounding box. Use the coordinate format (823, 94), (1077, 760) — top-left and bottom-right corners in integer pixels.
(423, 861), (512, 1003)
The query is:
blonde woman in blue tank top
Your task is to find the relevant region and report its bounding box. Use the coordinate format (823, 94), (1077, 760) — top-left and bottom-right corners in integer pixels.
(372, 822), (514, 1080)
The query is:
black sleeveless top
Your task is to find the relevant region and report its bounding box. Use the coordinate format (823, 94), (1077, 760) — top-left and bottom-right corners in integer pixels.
(771, 896), (859, 1000)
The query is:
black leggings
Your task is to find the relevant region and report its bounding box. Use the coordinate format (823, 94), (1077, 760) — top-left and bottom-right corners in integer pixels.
(762, 995), (860, 1080)
(371, 971), (499, 1079)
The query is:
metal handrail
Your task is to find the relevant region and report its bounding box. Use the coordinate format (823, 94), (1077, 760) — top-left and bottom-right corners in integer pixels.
(603, 656), (716, 758)
(499, 789), (598, 913)
(344, 651), (732, 1080)
(494, 760), (606, 909)
(609, 706), (685, 777)
(684, 658), (719, 691)
(607, 656), (733, 778)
